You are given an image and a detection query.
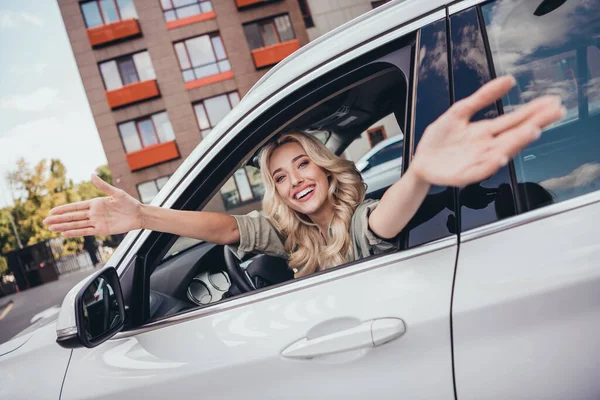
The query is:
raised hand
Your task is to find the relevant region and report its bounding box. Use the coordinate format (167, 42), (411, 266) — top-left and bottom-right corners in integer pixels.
(43, 174), (144, 237)
(410, 76), (566, 187)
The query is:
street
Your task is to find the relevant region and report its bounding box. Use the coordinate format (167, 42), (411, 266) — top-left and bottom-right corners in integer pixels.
(0, 267), (98, 345)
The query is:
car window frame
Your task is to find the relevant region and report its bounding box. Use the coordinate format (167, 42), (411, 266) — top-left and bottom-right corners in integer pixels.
(112, 9), (449, 332)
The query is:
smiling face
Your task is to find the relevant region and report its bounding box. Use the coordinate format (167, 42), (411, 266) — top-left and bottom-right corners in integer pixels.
(268, 141), (333, 222)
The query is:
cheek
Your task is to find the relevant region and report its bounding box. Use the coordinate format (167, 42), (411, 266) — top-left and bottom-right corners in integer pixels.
(275, 184), (289, 201)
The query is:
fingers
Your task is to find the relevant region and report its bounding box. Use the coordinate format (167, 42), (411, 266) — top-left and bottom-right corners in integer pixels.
(480, 95), (562, 136)
(452, 75), (516, 119)
(44, 210), (89, 226)
(48, 200), (92, 216)
(48, 220), (94, 233)
(62, 228), (98, 238)
(494, 102), (566, 157)
(91, 174), (119, 195)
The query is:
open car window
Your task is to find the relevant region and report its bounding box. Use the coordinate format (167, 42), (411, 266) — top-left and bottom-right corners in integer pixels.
(144, 43), (412, 323)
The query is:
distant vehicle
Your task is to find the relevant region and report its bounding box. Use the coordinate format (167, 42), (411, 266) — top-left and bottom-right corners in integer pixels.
(2, 0), (600, 399)
(356, 134), (403, 198)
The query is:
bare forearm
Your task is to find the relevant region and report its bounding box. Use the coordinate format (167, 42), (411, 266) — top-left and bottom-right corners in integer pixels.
(139, 205), (240, 245)
(368, 167), (431, 239)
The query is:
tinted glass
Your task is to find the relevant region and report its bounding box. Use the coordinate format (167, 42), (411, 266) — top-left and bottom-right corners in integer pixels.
(151, 112), (175, 143)
(81, 2), (103, 27)
(138, 119), (158, 147)
(133, 52), (156, 81)
(260, 22), (279, 47)
(99, 0), (119, 23)
(450, 7), (516, 231)
(244, 23), (264, 50)
(174, 42), (191, 70)
(118, 121), (142, 152)
(275, 15), (295, 42)
(186, 35), (215, 67)
(482, 0), (600, 209)
(176, 4), (201, 19)
(116, 0), (137, 19)
(118, 58), (138, 85)
(99, 60), (122, 90)
(407, 18), (456, 247)
(138, 181), (159, 204)
(369, 140), (403, 167)
(81, 276), (120, 340)
(204, 94), (233, 126)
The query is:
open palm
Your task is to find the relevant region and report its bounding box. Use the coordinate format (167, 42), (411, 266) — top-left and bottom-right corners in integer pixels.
(43, 175), (143, 237)
(411, 76), (565, 187)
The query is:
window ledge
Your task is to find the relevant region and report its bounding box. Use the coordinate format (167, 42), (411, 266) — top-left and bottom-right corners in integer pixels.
(87, 19), (141, 48)
(126, 141), (180, 171)
(235, 0), (282, 9)
(166, 11), (216, 30)
(106, 80), (160, 109)
(251, 39), (300, 68)
(184, 71), (234, 90)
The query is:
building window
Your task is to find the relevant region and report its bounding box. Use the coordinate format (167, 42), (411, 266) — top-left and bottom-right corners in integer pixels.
(160, 0), (213, 22)
(297, 0), (314, 28)
(371, 0), (391, 8)
(174, 33), (231, 82)
(118, 111), (175, 153)
(137, 176), (170, 204)
(221, 166), (265, 210)
(193, 92), (240, 138)
(81, 0), (138, 28)
(99, 51), (156, 91)
(367, 126), (386, 147)
(243, 14), (295, 51)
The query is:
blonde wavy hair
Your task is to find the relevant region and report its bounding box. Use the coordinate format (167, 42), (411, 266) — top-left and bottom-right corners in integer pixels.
(258, 132), (366, 278)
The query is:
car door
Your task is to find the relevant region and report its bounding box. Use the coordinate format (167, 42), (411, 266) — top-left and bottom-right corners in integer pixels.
(450, 1), (600, 398)
(61, 10), (459, 400)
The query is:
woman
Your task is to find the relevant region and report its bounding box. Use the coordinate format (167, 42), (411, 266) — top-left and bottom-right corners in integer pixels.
(43, 77), (565, 277)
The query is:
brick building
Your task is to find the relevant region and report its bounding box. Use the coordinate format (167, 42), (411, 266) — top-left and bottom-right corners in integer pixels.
(57, 0), (310, 213)
(57, 0), (392, 213)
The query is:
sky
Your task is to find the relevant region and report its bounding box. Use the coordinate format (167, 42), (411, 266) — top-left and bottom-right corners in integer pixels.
(0, 0), (107, 208)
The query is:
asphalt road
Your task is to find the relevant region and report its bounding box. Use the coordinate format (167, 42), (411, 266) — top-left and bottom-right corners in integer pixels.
(0, 267), (98, 345)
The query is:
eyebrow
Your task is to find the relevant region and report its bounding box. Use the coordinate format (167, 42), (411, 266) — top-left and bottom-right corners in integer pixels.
(271, 154), (307, 177)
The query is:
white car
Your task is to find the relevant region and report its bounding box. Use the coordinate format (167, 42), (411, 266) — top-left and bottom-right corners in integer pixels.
(3, 0), (600, 399)
(356, 134), (403, 198)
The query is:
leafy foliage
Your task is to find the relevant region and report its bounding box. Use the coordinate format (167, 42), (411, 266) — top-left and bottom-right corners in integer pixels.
(0, 159), (113, 275)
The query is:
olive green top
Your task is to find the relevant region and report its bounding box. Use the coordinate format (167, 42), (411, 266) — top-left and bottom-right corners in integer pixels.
(229, 199), (395, 263)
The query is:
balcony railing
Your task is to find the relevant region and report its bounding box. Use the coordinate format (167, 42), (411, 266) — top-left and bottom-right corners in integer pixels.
(126, 141), (180, 171)
(87, 19), (141, 47)
(184, 70), (234, 90)
(105, 80), (160, 109)
(251, 39), (300, 68)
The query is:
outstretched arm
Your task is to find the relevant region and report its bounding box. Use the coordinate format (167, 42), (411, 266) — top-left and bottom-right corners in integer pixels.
(369, 76), (566, 239)
(43, 174), (240, 245)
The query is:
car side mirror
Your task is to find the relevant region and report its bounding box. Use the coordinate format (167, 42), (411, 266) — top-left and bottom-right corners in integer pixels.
(74, 267), (125, 348)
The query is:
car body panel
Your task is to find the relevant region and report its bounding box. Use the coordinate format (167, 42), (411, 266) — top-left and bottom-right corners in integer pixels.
(62, 243), (457, 400)
(453, 192), (600, 399)
(0, 321), (71, 400)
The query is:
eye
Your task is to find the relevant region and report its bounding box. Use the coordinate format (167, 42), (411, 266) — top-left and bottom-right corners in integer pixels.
(298, 160), (309, 168)
(275, 174), (286, 183)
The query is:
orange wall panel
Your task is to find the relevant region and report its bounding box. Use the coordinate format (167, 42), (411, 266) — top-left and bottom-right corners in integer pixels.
(106, 80), (160, 109)
(235, 0), (268, 8)
(126, 141), (180, 171)
(87, 19), (141, 47)
(251, 39), (300, 68)
(184, 70), (234, 90)
(166, 11), (216, 29)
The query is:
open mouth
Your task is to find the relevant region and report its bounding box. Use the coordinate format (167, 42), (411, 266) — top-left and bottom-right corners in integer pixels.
(294, 185), (315, 200)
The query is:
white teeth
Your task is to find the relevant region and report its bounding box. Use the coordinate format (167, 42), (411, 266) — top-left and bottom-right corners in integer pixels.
(295, 186), (314, 199)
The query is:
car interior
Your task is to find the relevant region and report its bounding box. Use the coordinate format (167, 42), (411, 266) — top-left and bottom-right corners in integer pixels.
(144, 65), (409, 322)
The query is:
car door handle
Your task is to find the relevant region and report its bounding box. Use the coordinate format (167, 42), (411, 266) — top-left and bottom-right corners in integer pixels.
(281, 318), (405, 359)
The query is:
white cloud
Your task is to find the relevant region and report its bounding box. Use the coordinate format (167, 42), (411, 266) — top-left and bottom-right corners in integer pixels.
(0, 87), (62, 112)
(0, 10), (44, 29)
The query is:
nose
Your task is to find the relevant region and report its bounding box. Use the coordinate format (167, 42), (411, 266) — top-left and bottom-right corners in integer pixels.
(290, 170), (303, 187)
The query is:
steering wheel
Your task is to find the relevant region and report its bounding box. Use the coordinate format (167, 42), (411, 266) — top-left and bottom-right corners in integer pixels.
(224, 247), (255, 293)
